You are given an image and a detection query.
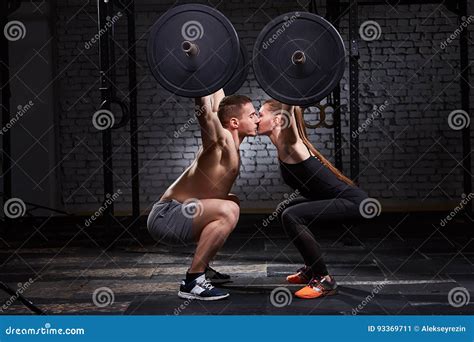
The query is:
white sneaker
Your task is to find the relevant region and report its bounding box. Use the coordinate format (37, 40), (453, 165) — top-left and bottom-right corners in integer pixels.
(178, 274), (230, 301)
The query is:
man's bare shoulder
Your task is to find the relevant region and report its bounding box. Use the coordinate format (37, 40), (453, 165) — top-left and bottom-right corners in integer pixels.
(221, 129), (238, 150)
(213, 128), (233, 147)
(200, 129), (235, 155)
(221, 128), (233, 141)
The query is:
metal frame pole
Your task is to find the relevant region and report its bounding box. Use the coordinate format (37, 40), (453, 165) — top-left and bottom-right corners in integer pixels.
(97, 0), (114, 232)
(349, 0), (360, 181)
(125, 0), (140, 224)
(327, 0), (343, 171)
(1, 1), (13, 230)
(458, 0), (472, 212)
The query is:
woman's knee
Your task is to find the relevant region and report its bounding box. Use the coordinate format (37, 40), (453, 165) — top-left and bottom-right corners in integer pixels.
(280, 208), (306, 235)
(280, 208), (297, 226)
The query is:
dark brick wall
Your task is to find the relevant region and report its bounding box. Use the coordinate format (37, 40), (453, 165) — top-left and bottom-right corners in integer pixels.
(55, 0), (474, 213)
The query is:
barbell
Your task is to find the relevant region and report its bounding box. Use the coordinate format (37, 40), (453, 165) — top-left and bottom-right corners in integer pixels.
(147, 4), (345, 106)
(224, 41), (249, 95)
(253, 12), (346, 107)
(147, 4), (242, 97)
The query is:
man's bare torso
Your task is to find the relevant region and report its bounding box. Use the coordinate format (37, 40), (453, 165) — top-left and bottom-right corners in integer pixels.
(161, 130), (239, 202)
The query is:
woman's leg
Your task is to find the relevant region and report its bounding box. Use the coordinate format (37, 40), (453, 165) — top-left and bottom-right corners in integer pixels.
(280, 198), (361, 277)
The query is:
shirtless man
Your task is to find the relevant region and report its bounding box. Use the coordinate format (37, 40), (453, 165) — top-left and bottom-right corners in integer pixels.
(147, 89), (259, 300)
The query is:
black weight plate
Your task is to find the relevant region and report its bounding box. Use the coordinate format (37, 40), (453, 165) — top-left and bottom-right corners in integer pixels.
(147, 4), (240, 97)
(253, 12), (346, 106)
(224, 41), (249, 95)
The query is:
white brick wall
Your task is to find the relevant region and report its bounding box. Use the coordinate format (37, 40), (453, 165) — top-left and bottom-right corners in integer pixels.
(56, 0), (474, 213)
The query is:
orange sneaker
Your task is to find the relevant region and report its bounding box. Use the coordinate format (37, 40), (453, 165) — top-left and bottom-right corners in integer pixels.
(286, 266), (312, 284)
(294, 275), (338, 299)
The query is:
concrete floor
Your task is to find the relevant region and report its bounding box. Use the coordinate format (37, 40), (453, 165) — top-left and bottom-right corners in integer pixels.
(1, 221), (473, 315)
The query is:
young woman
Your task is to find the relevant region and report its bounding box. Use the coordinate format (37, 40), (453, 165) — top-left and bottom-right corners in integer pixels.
(258, 99), (369, 299)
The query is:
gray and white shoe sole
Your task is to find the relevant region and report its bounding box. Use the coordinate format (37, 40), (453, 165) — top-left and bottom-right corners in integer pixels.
(208, 278), (232, 285)
(178, 291), (230, 301)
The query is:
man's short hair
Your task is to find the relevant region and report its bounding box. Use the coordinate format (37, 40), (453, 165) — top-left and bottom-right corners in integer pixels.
(217, 95), (252, 127)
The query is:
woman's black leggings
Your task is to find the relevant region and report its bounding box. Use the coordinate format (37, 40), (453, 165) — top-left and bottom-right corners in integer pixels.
(278, 196), (364, 278)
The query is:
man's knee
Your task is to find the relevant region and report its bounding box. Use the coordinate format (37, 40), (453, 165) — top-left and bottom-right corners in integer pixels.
(200, 219), (235, 241)
(214, 200), (240, 226)
(224, 200), (240, 226)
(226, 193), (240, 206)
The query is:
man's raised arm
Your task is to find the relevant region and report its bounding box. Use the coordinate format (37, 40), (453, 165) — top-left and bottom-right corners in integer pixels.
(195, 89), (227, 148)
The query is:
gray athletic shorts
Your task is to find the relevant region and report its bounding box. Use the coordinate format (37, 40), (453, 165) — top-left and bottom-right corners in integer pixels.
(147, 199), (195, 246)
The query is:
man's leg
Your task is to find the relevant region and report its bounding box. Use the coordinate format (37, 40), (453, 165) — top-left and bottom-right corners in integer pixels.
(189, 198), (240, 273)
(177, 199), (239, 300)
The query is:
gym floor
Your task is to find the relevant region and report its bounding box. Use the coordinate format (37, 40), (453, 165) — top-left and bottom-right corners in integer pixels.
(1, 215), (472, 315)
